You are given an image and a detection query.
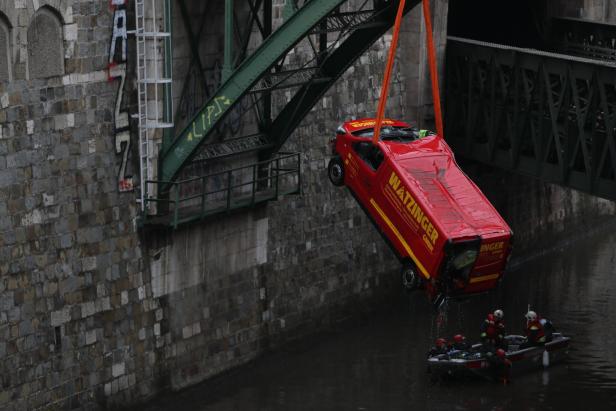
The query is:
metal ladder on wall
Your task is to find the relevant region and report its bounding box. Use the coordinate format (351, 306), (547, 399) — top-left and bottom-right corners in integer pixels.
(134, 0), (173, 211)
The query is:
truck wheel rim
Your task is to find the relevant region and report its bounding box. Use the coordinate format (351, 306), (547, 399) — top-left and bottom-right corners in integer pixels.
(403, 269), (417, 289)
(331, 164), (342, 179)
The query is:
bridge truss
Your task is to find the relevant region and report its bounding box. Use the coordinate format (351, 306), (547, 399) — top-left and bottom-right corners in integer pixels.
(161, 0), (421, 182)
(445, 36), (616, 201)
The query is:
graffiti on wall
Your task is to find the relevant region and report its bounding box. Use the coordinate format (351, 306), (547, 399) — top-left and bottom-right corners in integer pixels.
(108, 0), (133, 192)
(176, 59), (253, 139)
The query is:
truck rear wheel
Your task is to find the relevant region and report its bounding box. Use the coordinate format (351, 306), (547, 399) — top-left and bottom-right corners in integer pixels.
(401, 263), (421, 291)
(328, 157), (345, 186)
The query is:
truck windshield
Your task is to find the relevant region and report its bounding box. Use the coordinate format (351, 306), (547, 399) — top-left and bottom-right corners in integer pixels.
(352, 126), (420, 142)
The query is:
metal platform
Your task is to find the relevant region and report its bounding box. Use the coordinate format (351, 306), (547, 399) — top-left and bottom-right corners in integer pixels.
(141, 153), (301, 228)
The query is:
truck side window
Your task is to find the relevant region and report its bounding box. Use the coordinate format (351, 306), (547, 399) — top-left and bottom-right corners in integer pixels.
(352, 142), (384, 171)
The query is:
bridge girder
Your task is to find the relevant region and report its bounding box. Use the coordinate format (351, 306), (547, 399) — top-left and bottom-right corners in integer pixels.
(446, 37), (616, 200)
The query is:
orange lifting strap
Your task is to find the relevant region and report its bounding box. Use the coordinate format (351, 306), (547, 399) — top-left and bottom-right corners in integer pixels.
(373, 0), (444, 145)
(422, 0), (444, 138)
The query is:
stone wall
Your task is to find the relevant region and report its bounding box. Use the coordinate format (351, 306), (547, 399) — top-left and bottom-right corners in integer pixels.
(1, 0), (615, 410)
(0, 1), (158, 409)
(549, 0), (616, 22)
(461, 161), (616, 264)
(0, 12), (10, 82)
(0, 1), (445, 408)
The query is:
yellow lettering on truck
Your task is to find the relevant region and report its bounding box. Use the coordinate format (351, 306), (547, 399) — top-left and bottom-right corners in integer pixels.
(386, 171), (439, 246)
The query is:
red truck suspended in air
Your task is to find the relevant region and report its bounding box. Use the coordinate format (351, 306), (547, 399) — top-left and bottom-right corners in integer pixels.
(328, 118), (513, 303)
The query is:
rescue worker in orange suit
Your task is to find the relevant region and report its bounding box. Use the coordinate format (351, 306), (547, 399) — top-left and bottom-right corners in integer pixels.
(488, 348), (512, 384)
(428, 338), (449, 357)
(480, 309), (506, 350)
(452, 334), (470, 351)
(522, 310), (546, 348)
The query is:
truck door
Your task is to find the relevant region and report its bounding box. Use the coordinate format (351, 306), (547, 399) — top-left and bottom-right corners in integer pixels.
(350, 141), (384, 199)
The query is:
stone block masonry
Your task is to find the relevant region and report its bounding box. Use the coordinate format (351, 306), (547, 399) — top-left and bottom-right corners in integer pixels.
(0, 1), (157, 409)
(1, 1), (615, 410)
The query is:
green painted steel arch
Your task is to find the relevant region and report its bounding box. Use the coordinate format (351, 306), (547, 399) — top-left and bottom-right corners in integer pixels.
(266, 0), (420, 155)
(161, 0), (348, 183)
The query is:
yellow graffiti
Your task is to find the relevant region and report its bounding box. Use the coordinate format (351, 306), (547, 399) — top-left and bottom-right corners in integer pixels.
(184, 95), (233, 144)
(192, 121), (203, 139)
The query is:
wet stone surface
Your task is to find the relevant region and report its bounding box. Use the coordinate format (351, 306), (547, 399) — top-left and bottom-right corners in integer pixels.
(142, 228), (616, 411)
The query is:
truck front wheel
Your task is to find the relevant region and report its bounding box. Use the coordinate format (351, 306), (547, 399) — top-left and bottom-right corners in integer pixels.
(401, 263), (421, 291)
(328, 157), (345, 186)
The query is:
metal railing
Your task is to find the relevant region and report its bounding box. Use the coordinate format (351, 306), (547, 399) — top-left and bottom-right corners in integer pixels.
(143, 153), (301, 228)
(134, 0), (174, 210)
(550, 17), (616, 61)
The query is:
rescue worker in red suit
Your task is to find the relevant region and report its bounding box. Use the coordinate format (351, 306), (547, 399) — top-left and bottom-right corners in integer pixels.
(428, 338), (449, 357)
(522, 310), (546, 348)
(452, 334), (470, 351)
(480, 309), (506, 350)
(488, 348), (512, 384)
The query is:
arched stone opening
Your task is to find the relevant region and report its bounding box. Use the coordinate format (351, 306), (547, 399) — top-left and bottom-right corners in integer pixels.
(27, 6), (64, 79)
(0, 12), (11, 82)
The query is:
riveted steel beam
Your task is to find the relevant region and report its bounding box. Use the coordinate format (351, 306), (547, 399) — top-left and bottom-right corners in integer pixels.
(222, 0), (234, 82)
(445, 36), (616, 200)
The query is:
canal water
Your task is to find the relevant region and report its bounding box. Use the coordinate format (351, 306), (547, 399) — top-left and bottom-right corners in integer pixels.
(144, 228), (616, 410)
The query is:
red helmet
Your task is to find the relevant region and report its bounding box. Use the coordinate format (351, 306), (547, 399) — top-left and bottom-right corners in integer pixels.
(453, 334), (465, 343)
(436, 338), (447, 347)
(496, 349), (506, 358)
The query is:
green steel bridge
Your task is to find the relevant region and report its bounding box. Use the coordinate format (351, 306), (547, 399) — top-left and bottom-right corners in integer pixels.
(142, 1), (616, 228)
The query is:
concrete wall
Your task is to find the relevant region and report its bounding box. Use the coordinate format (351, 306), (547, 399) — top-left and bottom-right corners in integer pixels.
(461, 162), (616, 262)
(550, 0), (616, 22)
(1, 0), (616, 410)
(581, 0), (614, 21)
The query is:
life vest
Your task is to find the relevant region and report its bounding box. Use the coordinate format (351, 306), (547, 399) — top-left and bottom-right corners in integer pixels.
(482, 314), (503, 339)
(526, 319), (545, 343)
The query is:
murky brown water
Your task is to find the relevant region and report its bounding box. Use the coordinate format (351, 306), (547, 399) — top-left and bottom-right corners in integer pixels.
(144, 228), (616, 410)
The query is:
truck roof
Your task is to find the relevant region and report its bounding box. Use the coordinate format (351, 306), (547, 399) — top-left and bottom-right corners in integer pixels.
(344, 118), (409, 133)
(385, 136), (510, 240)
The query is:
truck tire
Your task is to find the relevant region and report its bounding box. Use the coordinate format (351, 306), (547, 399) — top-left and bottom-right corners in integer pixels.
(328, 157), (345, 186)
(401, 263), (421, 291)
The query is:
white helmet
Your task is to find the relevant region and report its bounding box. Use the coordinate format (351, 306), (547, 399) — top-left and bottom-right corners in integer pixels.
(526, 311), (537, 321)
(493, 309), (504, 320)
